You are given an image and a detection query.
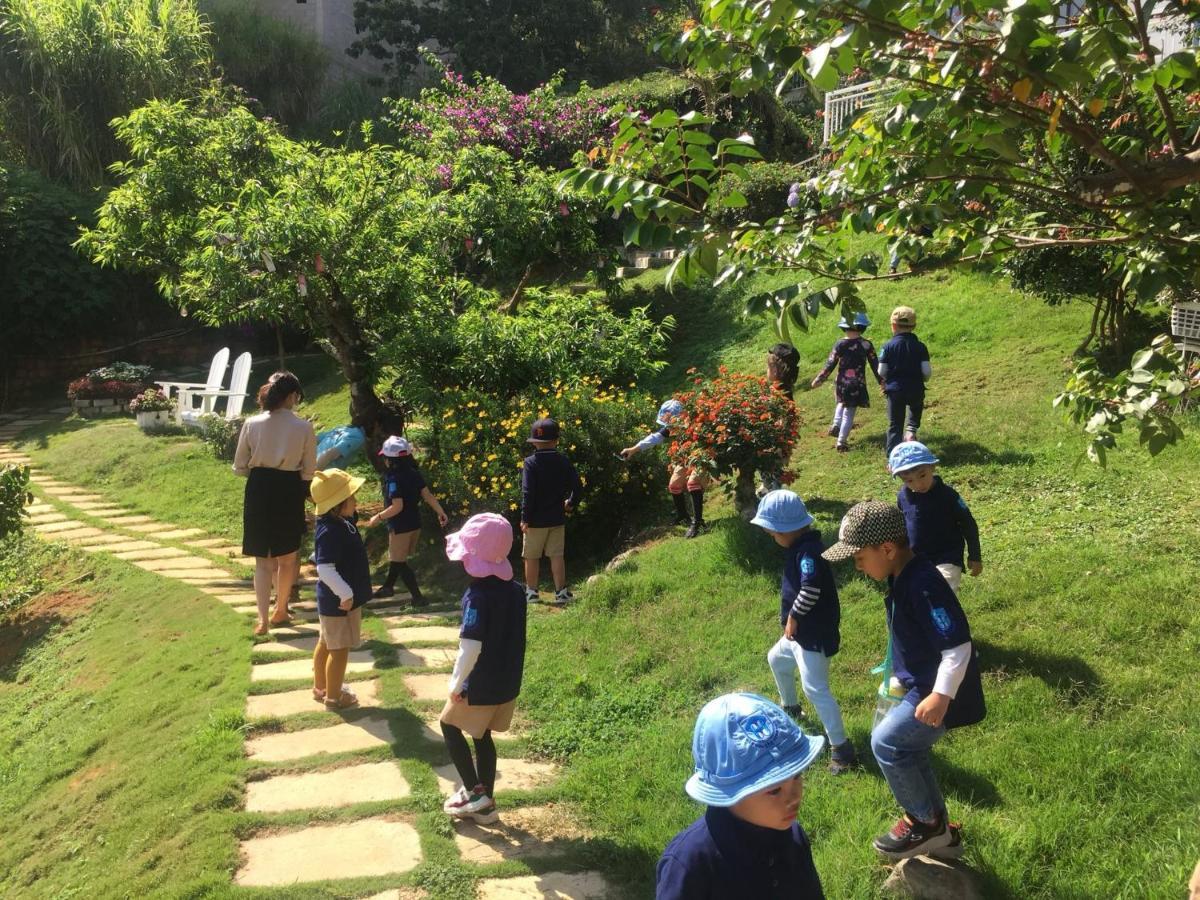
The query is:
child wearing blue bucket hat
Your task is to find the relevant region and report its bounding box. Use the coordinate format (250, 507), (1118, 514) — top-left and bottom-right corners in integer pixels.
(751, 490), (858, 774)
(621, 398), (709, 537)
(810, 312), (882, 453)
(888, 441), (982, 594)
(656, 692), (826, 899)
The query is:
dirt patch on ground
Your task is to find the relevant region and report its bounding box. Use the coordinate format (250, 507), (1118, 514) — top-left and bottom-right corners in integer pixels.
(0, 590), (98, 670)
(67, 761), (118, 793)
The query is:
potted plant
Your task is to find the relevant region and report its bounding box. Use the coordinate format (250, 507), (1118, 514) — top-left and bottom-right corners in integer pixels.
(129, 389), (174, 432)
(66, 361), (153, 417)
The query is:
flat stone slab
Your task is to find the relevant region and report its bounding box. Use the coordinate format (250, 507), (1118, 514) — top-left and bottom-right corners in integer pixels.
(245, 761), (410, 813)
(214, 592), (258, 605)
(47, 527), (106, 542)
(186, 537), (226, 548)
(397, 646), (456, 669)
(28, 513), (69, 525)
(251, 654), (374, 682)
(102, 515), (156, 525)
(245, 715), (394, 762)
(476, 872), (611, 899)
(34, 519), (90, 534)
(382, 611), (462, 626)
(172, 567), (236, 581)
(132, 555), (217, 570)
(234, 817), (420, 886)
(435, 759), (559, 797)
(155, 527), (206, 540)
(404, 672), (449, 702)
(246, 679), (381, 719)
(84, 539), (160, 552)
(122, 522), (171, 533)
(453, 805), (587, 864)
(70, 500), (127, 511)
(388, 626), (460, 646)
(113, 547), (190, 561)
(42, 490), (103, 501)
(205, 545), (248, 558)
(267, 622), (321, 638)
(254, 636), (322, 654)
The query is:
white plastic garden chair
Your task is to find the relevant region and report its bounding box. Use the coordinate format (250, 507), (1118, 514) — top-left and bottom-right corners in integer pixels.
(180, 352), (253, 428)
(156, 347), (229, 416)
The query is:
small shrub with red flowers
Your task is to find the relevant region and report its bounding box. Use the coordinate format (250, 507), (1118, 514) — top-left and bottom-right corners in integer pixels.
(66, 377), (144, 402)
(417, 377), (665, 543)
(669, 368), (799, 515)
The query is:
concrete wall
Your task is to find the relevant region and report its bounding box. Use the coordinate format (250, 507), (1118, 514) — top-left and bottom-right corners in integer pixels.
(256, 0), (386, 82)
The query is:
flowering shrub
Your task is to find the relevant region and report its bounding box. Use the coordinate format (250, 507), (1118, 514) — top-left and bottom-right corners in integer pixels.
(390, 68), (610, 169)
(128, 388), (173, 413)
(418, 377), (665, 537)
(86, 361), (152, 383)
(669, 368), (800, 513)
(66, 377), (143, 401)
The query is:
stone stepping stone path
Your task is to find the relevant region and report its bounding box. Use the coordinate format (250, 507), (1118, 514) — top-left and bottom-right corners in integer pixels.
(476, 872), (612, 899)
(233, 817), (421, 887)
(251, 653), (374, 682)
(245, 761), (411, 813)
(246, 715), (395, 762)
(246, 679), (382, 720)
(453, 805), (588, 864)
(3, 411), (603, 896)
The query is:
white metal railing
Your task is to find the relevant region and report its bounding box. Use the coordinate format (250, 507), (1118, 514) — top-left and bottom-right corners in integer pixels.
(823, 80), (890, 144)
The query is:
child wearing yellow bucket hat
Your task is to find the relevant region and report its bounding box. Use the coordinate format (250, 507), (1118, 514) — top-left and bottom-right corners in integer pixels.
(310, 468), (371, 711)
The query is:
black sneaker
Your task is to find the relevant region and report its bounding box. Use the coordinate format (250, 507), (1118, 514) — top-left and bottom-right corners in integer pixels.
(409, 591), (428, 608)
(783, 704), (806, 721)
(373, 585), (395, 599)
(827, 425), (839, 437)
(872, 814), (952, 860)
(835, 442), (849, 453)
(829, 739), (859, 775)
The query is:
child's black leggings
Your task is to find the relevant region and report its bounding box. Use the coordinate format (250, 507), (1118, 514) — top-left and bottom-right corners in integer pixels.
(441, 721), (497, 796)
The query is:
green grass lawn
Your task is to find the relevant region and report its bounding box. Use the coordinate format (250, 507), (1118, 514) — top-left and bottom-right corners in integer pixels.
(9, 262), (1200, 897)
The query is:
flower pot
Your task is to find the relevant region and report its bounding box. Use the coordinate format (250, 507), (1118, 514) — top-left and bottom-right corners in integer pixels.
(136, 409), (171, 432)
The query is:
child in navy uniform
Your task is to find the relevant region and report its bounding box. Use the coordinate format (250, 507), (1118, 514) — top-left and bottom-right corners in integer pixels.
(824, 501), (985, 860)
(310, 469), (373, 711)
(520, 418), (582, 605)
(878, 306), (931, 457)
(811, 312), (882, 453)
(367, 436), (448, 604)
(621, 398), (708, 534)
(888, 441), (982, 594)
(752, 490), (857, 774)
(657, 692), (826, 899)
(440, 513), (527, 824)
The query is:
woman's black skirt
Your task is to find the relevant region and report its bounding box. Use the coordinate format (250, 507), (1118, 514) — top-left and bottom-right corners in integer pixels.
(243, 467), (306, 558)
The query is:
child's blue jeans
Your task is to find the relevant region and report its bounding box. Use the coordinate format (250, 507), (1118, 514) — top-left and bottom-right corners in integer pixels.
(871, 698), (945, 823)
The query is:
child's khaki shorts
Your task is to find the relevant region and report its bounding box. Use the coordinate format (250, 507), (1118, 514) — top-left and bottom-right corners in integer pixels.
(318, 607), (362, 651)
(522, 525), (565, 559)
(440, 697), (517, 740)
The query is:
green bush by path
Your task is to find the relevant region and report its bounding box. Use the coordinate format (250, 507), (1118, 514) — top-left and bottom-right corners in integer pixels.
(0, 552), (248, 898)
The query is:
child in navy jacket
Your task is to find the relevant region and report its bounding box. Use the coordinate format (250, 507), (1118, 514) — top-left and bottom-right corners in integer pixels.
(824, 501), (985, 861)
(657, 692), (826, 900)
(878, 306), (931, 456)
(520, 417), (582, 606)
(888, 441), (982, 594)
(751, 490), (857, 773)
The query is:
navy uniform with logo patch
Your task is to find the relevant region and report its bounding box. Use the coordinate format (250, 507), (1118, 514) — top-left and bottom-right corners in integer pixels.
(897, 476), (982, 570)
(887, 555), (985, 728)
(458, 576), (527, 705)
(780, 530), (840, 654)
(656, 806), (824, 899)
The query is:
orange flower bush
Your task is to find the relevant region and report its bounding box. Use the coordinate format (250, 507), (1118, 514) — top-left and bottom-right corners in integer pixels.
(669, 367), (799, 514)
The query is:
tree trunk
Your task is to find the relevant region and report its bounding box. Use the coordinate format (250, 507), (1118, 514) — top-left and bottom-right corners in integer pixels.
(734, 467), (758, 520)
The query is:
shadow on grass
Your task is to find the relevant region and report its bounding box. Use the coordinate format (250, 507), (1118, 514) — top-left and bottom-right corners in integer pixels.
(803, 496), (854, 528)
(713, 517), (778, 576)
(975, 639), (1102, 705)
(927, 433), (1036, 468)
(0, 584), (97, 680)
(15, 415), (92, 451)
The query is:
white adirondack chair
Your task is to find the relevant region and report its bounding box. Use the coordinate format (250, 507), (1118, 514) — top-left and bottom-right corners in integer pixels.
(156, 347), (229, 411)
(180, 352), (253, 428)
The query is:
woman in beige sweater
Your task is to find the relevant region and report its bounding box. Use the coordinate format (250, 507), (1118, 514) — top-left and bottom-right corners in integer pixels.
(233, 371), (317, 635)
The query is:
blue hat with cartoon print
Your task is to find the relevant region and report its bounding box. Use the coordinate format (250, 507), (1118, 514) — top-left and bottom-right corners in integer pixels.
(888, 440), (939, 475)
(656, 398), (685, 427)
(837, 312), (871, 331)
(686, 692), (824, 807)
(750, 489), (814, 533)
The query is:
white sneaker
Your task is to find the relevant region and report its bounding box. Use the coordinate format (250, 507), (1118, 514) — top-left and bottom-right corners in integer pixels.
(524, 586), (540, 604)
(467, 800), (499, 825)
(552, 587), (573, 606)
(442, 786), (470, 815)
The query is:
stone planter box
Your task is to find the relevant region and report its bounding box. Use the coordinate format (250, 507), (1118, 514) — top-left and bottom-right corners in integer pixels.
(73, 397), (130, 417)
(135, 409), (172, 432)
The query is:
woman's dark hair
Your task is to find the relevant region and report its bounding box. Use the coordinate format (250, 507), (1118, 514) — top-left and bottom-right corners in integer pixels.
(766, 343), (800, 398)
(257, 371), (303, 411)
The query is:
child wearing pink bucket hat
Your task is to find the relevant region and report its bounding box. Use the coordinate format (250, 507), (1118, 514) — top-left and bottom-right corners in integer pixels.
(439, 513), (527, 824)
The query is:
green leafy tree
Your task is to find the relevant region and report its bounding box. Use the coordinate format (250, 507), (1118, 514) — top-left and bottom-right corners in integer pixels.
(80, 90), (607, 441)
(563, 0), (1200, 459)
(0, 0), (211, 188)
(349, 0), (691, 92)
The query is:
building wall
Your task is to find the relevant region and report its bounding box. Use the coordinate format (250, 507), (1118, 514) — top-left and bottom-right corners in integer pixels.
(257, 0), (386, 82)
